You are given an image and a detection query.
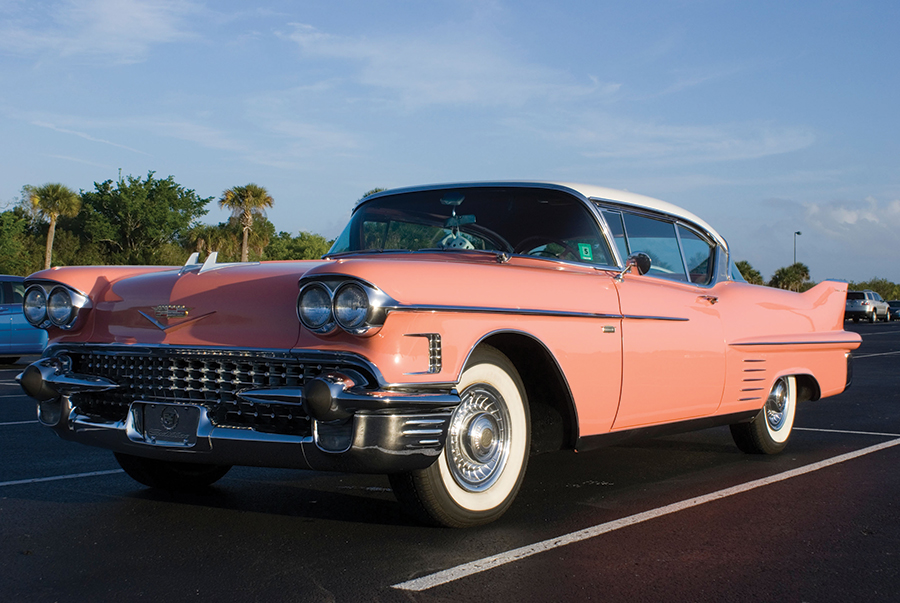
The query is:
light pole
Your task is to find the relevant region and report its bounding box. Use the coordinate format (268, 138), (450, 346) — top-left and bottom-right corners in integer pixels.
(793, 231), (802, 264)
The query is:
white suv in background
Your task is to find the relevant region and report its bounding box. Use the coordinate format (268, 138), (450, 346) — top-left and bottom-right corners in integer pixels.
(845, 290), (891, 323)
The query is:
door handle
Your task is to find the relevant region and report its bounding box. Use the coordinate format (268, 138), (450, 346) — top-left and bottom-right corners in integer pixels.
(698, 295), (718, 305)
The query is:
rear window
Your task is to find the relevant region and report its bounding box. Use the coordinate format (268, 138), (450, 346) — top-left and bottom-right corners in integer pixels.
(847, 292), (864, 300)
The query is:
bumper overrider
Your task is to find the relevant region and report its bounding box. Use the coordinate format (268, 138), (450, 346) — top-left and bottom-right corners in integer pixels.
(17, 345), (458, 473)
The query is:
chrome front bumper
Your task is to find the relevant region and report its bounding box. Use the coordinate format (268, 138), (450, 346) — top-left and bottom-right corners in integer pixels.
(19, 348), (458, 474)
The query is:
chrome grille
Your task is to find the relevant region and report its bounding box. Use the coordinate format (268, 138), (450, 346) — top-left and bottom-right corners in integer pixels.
(66, 347), (367, 436)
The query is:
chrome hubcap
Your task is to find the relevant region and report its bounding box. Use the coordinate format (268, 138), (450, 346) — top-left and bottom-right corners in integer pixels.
(447, 385), (510, 492)
(766, 378), (788, 431)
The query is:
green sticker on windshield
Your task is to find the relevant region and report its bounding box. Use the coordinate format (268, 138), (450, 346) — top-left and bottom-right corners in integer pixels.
(578, 243), (593, 261)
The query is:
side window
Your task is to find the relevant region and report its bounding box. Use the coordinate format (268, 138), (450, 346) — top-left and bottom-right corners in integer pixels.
(677, 225), (715, 285)
(11, 282), (25, 304)
(601, 210), (629, 263)
(621, 213), (687, 281)
(0, 282), (8, 305)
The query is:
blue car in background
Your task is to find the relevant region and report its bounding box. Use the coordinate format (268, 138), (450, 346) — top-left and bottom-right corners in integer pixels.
(1, 275), (48, 364)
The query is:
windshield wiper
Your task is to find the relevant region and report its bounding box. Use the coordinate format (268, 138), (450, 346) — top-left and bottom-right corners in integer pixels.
(323, 249), (412, 259)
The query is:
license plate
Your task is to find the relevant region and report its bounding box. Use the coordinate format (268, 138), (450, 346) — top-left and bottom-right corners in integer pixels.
(133, 403), (200, 447)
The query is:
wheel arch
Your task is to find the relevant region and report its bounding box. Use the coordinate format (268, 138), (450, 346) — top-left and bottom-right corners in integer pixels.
(770, 370), (820, 403)
(794, 373), (821, 403)
(469, 331), (579, 454)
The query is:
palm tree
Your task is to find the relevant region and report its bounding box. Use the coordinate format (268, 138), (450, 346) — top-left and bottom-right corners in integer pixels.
(769, 262), (811, 292)
(23, 183), (81, 269)
(218, 184), (274, 262)
(734, 260), (764, 285)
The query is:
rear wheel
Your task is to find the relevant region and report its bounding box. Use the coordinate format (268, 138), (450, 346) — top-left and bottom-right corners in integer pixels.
(114, 453), (231, 491)
(730, 376), (796, 455)
(390, 346), (530, 527)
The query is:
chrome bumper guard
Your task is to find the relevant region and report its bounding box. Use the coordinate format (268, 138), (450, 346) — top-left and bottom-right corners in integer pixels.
(18, 355), (457, 474)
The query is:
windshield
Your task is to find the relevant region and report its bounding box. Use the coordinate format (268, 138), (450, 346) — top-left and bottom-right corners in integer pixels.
(329, 187), (614, 265)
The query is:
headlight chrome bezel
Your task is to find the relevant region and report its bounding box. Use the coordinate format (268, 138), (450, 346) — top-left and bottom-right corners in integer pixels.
(23, 283), (91, 330)
(297, 278), (392, 337)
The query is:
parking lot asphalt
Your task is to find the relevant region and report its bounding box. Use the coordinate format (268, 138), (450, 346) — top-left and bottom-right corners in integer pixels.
(1, 322), (898, 602)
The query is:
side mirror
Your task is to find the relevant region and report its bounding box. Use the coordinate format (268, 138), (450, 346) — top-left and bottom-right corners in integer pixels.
(614, 252), (652, 282)
(628, 252), (652, 275)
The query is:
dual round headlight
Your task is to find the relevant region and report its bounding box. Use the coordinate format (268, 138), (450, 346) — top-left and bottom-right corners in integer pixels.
(23, 285), (90, 329)
(297, 281), (384, 335)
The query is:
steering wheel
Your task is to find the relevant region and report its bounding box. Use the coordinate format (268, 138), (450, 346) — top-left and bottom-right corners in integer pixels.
(514, 236), (582, 261)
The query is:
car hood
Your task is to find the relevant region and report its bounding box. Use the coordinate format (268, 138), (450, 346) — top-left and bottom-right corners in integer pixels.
(28, 261), (326, 349)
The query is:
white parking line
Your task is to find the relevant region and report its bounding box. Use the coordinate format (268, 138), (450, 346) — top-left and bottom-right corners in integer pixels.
(0, 420), (38, 426)
(392, 437), (900, 592)
(0, 469), (124, 488)
(854, 350), (900, 358)
(795, 427), (900, 437)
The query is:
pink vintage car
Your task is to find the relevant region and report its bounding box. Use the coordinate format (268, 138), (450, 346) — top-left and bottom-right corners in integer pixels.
(18, 182), (860, 527)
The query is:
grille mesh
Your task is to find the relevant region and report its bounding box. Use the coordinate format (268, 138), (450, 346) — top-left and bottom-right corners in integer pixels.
(67, 348), (364, 436)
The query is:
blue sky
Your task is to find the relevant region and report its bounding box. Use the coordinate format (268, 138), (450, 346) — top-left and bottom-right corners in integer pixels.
(1, 0), (898, 283)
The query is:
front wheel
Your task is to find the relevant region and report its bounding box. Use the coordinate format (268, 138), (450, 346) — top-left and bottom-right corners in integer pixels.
(114, 453), (231, 491)
(730, 376), (796, 455)
(390, 346), (530, 527)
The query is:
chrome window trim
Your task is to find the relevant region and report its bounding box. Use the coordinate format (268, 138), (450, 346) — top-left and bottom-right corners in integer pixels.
(592, 202), (727, 288)
(341, 182), (623, 272)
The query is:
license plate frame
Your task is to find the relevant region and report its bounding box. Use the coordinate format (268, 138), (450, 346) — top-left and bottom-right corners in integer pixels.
(131, 402), (201, 447)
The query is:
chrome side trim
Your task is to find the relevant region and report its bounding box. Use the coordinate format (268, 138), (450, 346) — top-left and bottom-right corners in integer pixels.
(730, 340), (861, 347)
(382, 302), (688, 322)
(389, 304), (622, 320)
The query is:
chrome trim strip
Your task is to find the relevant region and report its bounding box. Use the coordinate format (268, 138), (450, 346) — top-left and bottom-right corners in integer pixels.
(390, 304), (687, 322)
(730, 340), (861, 347)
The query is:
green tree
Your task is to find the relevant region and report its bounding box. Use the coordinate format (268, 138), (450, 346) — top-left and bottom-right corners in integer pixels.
(218, 184), (274, 262)
(735, 260), (764, 285)
(75, 172), (210, 265)
(0, 210), (30, 275)
(769, 262), (811, 292)
(22, 183), (82, 269)
(361, 187), (386, 199)
(265, 231), (334, 260)
(847, 278), (900, 300)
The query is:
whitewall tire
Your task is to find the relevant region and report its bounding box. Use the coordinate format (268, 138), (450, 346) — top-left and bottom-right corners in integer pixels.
(390, 345), (530, 527)
(730, 376), (796, 455)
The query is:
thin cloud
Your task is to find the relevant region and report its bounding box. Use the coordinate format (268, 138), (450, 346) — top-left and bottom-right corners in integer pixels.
(283, 23), (620, 109)
(539, 113), (816, 164)
(0, 0), (200, 63)
(32, 120), (150, 155)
